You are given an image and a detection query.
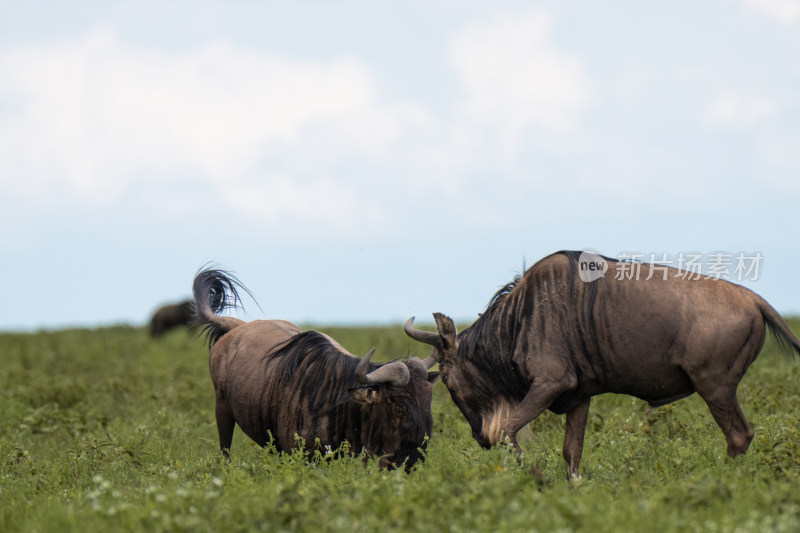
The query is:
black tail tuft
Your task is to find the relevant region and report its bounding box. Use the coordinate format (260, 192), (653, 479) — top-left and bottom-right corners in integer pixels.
(760, 302), (800, 358)
(192, 266), (256, 348)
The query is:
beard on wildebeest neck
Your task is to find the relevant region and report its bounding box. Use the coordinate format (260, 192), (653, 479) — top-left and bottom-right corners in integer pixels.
(406, 250), (800, 479)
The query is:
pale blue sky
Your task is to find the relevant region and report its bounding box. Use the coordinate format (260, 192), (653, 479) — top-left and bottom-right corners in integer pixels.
(2, 0), (799, 330)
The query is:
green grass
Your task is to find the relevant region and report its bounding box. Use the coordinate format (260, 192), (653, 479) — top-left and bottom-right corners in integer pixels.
(2, 320), (800, 532)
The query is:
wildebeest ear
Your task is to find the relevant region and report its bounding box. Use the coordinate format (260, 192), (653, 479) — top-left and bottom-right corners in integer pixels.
(349, 387), (384, 404)
(433, 313), (458, 359)
(426, 371), (440, 383)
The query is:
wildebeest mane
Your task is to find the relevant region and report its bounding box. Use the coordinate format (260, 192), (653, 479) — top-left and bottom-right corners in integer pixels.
(456, 271), (529, 403)
(463, 271), (523, 347)
(192, 267), (256, 348)
(266, 331), (380, 413)
(485, 275), (523, 310)
(456, 251), (611, 404)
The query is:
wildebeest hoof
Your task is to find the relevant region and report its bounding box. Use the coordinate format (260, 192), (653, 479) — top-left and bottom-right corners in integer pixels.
(567, 473), (584, 486)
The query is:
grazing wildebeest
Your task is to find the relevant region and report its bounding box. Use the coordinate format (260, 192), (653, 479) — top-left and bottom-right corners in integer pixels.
(193, 268), (438, 470)
(405, 250), (800, 479)
(149, 300), (194, 337)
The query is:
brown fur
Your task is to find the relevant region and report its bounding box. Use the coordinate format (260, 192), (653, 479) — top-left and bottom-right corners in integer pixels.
(193, 269), (437, 470)
(409, 250), (800, 479)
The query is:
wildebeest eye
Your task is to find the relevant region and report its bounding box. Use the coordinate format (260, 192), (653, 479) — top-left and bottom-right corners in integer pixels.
(348, 386), (386, 404)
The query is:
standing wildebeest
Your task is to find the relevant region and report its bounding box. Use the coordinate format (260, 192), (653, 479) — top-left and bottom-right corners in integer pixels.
(405, 250), (800, 479)
(149, 300), (194, 337)
(193, 268), (439, 470)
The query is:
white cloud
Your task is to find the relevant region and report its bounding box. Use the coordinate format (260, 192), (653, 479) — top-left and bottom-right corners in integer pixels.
(705, 91), (778, 127)
(449, 10), (588, 139)
(0, 29), (401, 205)
(742, 0), (800, 22)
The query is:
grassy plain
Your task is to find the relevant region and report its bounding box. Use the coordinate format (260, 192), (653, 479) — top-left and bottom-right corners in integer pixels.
(2, 319), (800, 532)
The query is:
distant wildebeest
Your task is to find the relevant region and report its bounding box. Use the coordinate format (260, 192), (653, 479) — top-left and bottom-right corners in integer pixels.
(149, 300), (194, 337)
(405, 250), (800, 479)
(192, 268), (439, 470)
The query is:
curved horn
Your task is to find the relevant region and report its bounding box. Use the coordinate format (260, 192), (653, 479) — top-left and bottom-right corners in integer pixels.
(355, 348), (377, 384)
(405, 316), (442, 368)
(365, 362), (410, 387)
(355, 348), (411, 387)
(404, 317), (442, 348)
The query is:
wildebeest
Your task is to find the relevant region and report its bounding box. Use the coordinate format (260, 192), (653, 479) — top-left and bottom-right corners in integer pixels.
(149, 300), (194, 337)
(192, 268), (439, 470)
(405, 250), (800, 479)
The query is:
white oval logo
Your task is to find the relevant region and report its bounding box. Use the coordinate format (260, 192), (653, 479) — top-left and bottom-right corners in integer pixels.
(578, 251), (608, 282)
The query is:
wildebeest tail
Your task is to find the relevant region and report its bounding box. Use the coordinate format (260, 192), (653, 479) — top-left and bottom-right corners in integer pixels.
(757, 297), (800, 358)
(192, 267), (253, 348)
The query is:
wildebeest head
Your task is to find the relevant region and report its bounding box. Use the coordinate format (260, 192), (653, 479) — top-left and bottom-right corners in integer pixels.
(349, 347), (439, 469)
(404, 314), (492, 448)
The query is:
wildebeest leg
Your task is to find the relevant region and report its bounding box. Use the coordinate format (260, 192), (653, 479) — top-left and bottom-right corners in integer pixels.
(696, 387), (754, 457)
(215, 400), (235, 458)
(503, 380), (572, 470)
(683, 316), (763, 458)
(563, 399), (590, 480)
